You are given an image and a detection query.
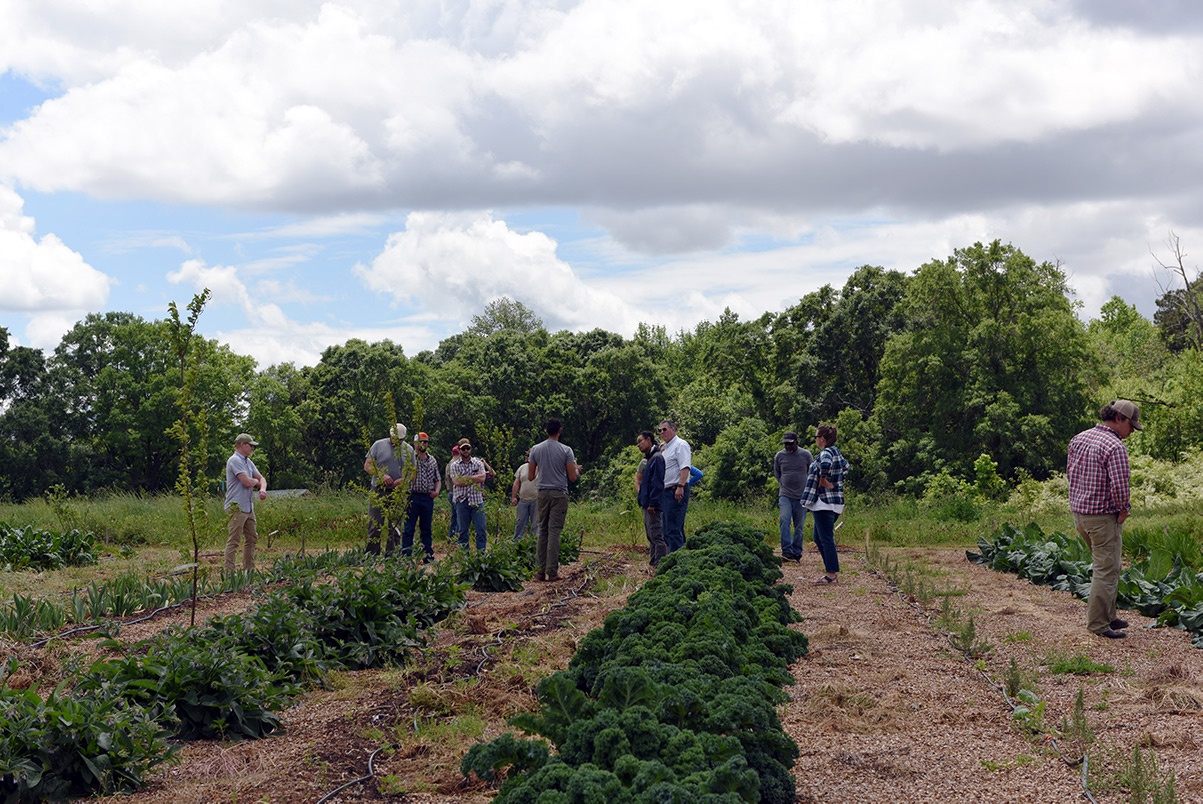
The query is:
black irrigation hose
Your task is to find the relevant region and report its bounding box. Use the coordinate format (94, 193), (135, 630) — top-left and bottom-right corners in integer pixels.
(862, 552), (1099, 803)
(311, 551), (623, 802)
(27, 589), (243, 649)
(314, 742), (400, 804)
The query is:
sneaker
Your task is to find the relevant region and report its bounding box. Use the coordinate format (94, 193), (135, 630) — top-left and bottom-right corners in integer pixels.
(1095, 628), (1126, 639)
(1109, 618), (1129, 630)
(534, 571), (546, 582)
(546, 573), (560, 582)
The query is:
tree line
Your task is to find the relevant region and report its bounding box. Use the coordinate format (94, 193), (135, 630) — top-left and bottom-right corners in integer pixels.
(1, 239), (1196, 503)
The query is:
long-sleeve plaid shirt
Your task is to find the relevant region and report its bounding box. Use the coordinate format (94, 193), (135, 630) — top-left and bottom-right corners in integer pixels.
(1067, 424), (1130, 515)
(800, 446), (850, 511)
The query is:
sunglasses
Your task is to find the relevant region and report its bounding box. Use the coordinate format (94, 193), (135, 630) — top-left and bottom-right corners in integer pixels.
(460, 446), (472, 451)
(657, 427), (670, 433)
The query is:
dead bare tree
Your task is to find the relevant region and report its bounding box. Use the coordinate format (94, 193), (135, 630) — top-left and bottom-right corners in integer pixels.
(1152, 231), (1203, 350)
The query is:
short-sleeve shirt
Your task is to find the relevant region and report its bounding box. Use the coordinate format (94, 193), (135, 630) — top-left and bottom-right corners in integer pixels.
(366, 437), (414, 490)
(409, 452), (441, 494)
(450, 456), (486, 506)
(224, 452), (259, 513)
(660, 436), (692, 489)
(528, 439), (576, 492)
(774, 447), (814, 500)
(515, 463), (539, 501)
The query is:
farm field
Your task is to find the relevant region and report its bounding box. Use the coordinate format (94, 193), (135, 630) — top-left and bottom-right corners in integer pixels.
(3, 502), (1200, 802)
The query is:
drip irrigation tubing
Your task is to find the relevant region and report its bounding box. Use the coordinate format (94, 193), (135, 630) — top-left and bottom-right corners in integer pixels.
(312, 551), (627, 801)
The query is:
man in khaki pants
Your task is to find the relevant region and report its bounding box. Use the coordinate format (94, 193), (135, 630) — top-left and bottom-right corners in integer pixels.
(1066, 401), (1141, 639)
(224, 433), (267, 574)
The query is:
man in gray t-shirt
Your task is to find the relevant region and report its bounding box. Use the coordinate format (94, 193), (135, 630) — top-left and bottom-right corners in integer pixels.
(527, 417), (581, 582)
(774, 431), (813, 563)
(364, 423), (415, 555)
(225, 433), (267, 574)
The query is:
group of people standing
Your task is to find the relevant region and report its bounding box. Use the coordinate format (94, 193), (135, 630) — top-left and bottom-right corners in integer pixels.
(218, 418), (851, 588)
(774, 425), (850, 584)
(221, 395), (1146, 646)
(360, 418), (581, 581)
(634, 419), (694, 570)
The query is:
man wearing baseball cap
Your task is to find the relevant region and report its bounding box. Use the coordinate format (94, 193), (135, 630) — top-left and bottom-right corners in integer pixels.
(774, 431), (813, 563)
(364, 423), (415, 555)
(1067, 400), (1143, 639)
(401, 432), (441, 562)
(224, 433), (267, 574)
(450, 437), (489, 551)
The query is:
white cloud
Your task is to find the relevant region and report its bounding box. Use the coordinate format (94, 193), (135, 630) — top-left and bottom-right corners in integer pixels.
(357, 211), (640, 332)
(0, 183), (111, 314)
(2, 0), (1199, 212)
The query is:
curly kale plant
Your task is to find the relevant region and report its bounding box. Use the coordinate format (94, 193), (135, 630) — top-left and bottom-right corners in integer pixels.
(463, 521), (808, 803)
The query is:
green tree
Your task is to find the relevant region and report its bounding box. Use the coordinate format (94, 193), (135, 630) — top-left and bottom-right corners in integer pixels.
(246, 362), (313, 489)
(467, 297), (543, 336)
(296, 339), (423, 487)
(700, 417), (778, 500)
(45, 313), (254, 494)
(873, 241), (1092, 489)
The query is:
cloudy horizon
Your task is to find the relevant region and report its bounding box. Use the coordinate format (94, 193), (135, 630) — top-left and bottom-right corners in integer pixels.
(3, 1), (1201, 367)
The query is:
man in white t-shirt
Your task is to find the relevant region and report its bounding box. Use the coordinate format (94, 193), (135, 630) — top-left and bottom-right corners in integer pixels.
(511, 451), (540, 539)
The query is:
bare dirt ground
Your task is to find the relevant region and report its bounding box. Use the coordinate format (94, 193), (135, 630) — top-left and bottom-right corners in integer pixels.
(22, 540), (1200, 803)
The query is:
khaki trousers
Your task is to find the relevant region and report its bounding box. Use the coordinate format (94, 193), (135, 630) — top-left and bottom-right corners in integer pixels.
(225, 510), (258, 573)
(1073, 512), (1122, 633)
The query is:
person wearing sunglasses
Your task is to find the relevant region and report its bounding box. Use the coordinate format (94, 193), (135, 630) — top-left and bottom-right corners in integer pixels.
(450, 438), (489, 551)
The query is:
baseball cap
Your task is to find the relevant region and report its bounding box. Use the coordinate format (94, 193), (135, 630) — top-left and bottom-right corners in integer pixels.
(234, 433), (259, 446)
(415, 431), (430, 441)
(783, 431), (798, 443)
(1112, 400), (1143, 430)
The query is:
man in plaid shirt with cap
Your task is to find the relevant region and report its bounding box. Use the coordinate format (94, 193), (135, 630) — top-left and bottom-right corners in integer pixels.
(1067, 400), (1142, 639)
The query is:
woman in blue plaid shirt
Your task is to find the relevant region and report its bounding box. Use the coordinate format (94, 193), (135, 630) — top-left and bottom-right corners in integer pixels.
(800, 423), (850, 584)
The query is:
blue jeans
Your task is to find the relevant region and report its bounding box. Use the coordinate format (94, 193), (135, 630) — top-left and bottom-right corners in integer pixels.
(402, 492), (435, 559)
(454, 500), (487, 551)
(514, 499), (538, 539)
(662, 485), (690, 553)
(779, 496), (807, 559)
(447, 491), (459, 540)
(811, 509), (840, 574)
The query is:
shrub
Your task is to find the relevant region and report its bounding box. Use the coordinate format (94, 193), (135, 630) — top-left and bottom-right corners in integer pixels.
(0, 682), (174, 800)
(463, 521), (808, 803)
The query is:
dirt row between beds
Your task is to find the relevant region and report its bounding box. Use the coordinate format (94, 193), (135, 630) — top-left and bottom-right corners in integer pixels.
(71, 542), (1203, 803)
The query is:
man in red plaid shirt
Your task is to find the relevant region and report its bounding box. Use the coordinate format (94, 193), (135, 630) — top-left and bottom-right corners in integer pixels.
(1066, 400), (1142, 639)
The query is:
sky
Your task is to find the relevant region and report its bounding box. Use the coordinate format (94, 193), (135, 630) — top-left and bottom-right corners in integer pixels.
(3, 0), (1203, 369)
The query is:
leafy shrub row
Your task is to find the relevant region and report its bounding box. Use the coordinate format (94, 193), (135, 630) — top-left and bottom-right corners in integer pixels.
(0, 524), (97, 572)
(0, 683), (175, 802)
(462, 521), (809, 803)
(455, 530), (583, 593)
(2, 554), (469, 798)
(0, 547), (372, 640)
(968, 522), (1203, 647)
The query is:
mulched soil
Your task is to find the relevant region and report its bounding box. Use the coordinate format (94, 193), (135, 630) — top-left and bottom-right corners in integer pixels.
(12, 540), (1202, 802)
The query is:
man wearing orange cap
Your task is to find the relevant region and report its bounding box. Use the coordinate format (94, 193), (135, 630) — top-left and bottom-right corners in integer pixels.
(401, 432), (441, 562)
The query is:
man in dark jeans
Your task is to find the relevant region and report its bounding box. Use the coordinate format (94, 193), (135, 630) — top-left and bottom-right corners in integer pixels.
(401, 432), (441, 562)
(636, 430), (668, 571)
